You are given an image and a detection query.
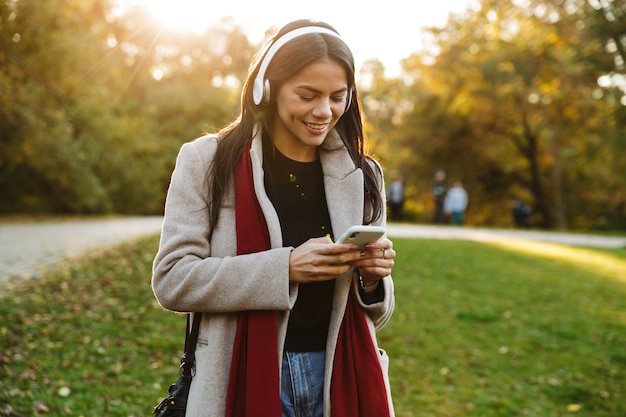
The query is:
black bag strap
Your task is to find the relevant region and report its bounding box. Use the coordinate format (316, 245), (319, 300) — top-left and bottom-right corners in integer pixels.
(180, 313), (201, 377)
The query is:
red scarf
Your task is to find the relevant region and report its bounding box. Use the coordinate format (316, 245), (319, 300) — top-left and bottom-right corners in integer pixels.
(225, 143), (391, 417)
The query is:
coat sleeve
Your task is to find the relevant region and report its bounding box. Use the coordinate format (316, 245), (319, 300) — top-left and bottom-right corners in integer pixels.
(151, 138), (293, 314)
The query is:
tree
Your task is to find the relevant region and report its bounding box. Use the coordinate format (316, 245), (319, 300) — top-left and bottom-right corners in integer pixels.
(0, 1), (252, 214)
(392, 0), (625, 229)
(0, 0), (120, 212)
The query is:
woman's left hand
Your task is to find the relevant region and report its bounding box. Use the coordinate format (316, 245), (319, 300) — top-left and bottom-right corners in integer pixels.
(350, 237), (395, 286)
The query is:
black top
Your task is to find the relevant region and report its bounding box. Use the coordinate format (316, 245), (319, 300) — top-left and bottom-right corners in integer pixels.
(263, 136), (335, 352)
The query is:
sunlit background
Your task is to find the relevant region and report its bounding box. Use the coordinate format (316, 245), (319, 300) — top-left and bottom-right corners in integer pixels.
(118, 0), (475, 76)
(2, 3), (625, 415)
(2, 0), (625, 231)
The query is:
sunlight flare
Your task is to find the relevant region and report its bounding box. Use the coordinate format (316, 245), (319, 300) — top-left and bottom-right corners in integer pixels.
(124, 0), (218, 33)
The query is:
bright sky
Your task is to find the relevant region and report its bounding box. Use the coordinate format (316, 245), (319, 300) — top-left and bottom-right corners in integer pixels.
(126, 0), (474, 76)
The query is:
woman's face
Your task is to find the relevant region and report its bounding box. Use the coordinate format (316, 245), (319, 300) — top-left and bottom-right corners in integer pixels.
(271, 58), (349, 162)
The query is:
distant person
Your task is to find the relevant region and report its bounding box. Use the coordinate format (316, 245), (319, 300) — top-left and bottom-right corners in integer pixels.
(387, 171), (405, 221)
(444, 181), (468, 225)
(512, 199), (532, 228)
(431, 169), (448, 224)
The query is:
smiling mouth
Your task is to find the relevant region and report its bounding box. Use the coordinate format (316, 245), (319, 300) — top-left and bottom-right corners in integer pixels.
(304, 122), (328, 131)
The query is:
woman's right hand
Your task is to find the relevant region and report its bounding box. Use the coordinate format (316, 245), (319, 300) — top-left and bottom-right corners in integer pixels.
(288, 236), (362, 283)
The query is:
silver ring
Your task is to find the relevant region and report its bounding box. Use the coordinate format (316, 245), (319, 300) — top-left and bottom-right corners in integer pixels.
(381, 248), (386, 259)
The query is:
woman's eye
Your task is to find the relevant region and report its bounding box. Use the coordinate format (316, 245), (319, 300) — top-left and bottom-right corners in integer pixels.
(297, 94), (346, 104)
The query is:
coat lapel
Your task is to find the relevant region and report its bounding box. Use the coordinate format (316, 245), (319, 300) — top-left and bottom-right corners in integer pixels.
(249, 128), (284, 249)
(320, 130), (364, 239)
(318, 130), (365, 373)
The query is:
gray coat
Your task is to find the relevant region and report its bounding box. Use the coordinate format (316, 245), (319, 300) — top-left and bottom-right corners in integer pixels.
(152, 128), (395, 417)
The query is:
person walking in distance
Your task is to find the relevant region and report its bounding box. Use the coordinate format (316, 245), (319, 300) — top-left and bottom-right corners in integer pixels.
(512, 199), (532, 228)
(444, 180), (469, 225)
(431, 169), (448, 224)
(387, 171), (405, 221)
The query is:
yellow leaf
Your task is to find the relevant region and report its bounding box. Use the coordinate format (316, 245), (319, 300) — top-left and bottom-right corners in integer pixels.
(567, 404), (582, 412)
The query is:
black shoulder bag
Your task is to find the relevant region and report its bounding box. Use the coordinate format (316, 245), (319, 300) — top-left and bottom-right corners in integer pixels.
(153, 312), (201, 417)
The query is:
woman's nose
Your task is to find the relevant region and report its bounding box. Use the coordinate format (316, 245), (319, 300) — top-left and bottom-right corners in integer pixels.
(311, 99), (332, 118)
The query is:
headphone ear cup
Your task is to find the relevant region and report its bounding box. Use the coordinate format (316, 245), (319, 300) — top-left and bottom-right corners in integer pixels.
(252, 77), (264, 105)
(253, 78), (271, 105)
(262, 79), (271, 105)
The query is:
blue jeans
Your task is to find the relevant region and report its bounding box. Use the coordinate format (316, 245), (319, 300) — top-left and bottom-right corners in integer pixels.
(281, 351), (325, 417)
(451, 211), (465, 225)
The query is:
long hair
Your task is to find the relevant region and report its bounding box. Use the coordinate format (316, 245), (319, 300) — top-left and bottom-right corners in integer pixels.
(206, 19), (383, 237)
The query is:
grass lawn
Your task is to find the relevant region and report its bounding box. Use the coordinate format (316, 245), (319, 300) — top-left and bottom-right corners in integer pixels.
(0, 235), (624, 416)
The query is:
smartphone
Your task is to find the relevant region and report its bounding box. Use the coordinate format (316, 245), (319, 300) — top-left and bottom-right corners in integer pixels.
(335, 225), (386, 249)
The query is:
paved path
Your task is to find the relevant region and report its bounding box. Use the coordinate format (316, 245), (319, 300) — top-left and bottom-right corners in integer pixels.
(1, 217), (624, 287)
(0, 216), (164, 284)
(387, 223), (626, 249)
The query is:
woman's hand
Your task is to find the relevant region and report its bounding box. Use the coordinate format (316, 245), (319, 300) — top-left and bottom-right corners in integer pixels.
(289, 236), (364, 283)
(288, 236), (395, 285)
(351, 238), (395, 287)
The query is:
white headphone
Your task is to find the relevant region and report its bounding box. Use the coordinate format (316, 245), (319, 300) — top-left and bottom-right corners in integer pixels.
(252, 26), (351, 108)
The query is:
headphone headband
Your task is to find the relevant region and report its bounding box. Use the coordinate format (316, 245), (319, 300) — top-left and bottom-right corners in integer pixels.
(252, 26), (343, 105)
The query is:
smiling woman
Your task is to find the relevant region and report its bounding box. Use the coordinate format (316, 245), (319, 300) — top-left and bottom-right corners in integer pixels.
(150, 18), (395, 417)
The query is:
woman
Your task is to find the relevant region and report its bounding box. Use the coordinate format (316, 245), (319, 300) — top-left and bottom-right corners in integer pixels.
(152, 19), (396, 417)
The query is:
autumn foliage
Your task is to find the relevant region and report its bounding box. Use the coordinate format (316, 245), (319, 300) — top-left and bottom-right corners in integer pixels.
(1, 0), (624, 230)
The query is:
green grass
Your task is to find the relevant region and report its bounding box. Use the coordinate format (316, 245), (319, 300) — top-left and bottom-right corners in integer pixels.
(382, 238), (626, 417)
(1, 235), (625, 417)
